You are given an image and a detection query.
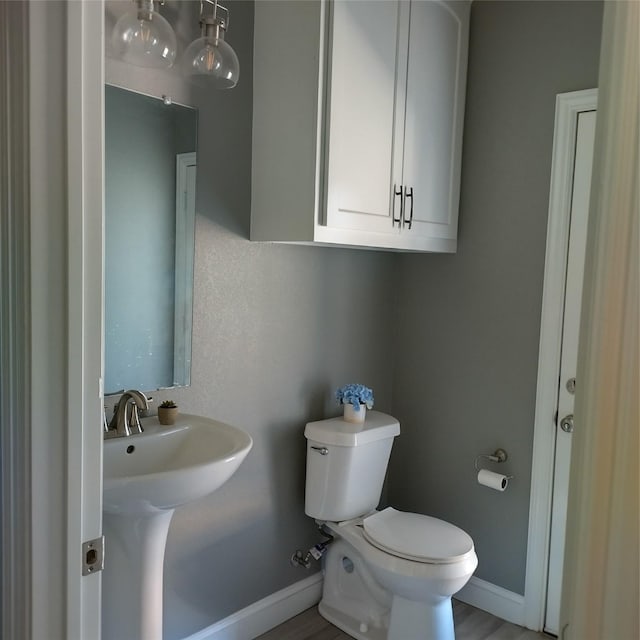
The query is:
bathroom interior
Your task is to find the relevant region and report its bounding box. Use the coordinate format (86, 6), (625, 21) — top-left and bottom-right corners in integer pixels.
(101, 0), (607, 639)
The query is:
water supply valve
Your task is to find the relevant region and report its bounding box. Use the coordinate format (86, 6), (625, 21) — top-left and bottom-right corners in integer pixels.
(290, 549), (312, 569)
(290, 537), (333, 569)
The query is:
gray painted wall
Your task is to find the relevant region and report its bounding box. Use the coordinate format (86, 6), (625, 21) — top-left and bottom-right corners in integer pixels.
(105, 2), (395, 638)
(388, 1), (603, 594)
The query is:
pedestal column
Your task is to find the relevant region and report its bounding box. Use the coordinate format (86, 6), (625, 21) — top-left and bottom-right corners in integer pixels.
(102, 510), (174, 640)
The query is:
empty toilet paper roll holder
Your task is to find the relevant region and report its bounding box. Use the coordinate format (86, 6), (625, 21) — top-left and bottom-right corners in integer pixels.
(474, 448), (514, 478)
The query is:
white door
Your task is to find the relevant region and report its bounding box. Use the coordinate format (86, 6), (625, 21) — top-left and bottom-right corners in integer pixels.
(324, 0), (405, 233)
(545, 109), (597, 635)
(402, 0), (469, 241)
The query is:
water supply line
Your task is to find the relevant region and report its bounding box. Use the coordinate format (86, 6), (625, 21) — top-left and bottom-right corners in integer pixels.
(290, 528), (334, 569)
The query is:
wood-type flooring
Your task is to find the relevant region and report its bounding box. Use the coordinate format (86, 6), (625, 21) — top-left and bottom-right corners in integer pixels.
(256, 601), (552, 640)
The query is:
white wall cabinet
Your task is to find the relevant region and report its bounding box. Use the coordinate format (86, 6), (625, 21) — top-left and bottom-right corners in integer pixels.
(251, 0), (470, 252)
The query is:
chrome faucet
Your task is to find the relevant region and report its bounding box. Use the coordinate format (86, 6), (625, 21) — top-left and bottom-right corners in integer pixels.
(104, 390), (149, 438)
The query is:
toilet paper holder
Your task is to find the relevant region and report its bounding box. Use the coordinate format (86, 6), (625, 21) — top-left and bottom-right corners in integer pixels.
(474, 448), (513, 478)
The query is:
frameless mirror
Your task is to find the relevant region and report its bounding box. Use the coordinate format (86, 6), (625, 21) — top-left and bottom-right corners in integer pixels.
(104, 84), (197, 394)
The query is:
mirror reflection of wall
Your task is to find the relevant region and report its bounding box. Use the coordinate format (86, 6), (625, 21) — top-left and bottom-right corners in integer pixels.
(105, 84), (197, 394)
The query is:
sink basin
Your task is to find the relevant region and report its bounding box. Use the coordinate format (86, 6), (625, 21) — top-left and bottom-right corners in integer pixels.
(103, 413), (253, 514)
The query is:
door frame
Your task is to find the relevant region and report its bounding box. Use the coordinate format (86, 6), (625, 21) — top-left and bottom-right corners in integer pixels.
(523, 89), (598, 630)
(65, 1), (105, 636)
(1, 1), (104, 638)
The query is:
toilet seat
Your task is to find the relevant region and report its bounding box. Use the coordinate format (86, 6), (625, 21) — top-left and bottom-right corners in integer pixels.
(362, 507), (474, 564)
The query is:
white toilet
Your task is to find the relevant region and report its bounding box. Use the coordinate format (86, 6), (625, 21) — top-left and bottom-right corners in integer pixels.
(305, 411), (478, 640)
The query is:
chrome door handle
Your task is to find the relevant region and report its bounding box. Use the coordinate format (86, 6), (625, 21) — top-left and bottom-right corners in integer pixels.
(311, 446), (328, 455)
(560, 414), (574, 433)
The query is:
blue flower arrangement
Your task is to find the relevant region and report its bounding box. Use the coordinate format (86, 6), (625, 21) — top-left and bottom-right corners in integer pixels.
(336, 383), (374, 411)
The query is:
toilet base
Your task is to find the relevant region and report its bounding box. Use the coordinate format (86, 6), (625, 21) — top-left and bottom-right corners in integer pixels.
(319, 527), (470, 640)
(320, 597), (455, 640)
(319, 540), (391, 639)
(388, 595), (455, 640)
(319, 602), (387, 640)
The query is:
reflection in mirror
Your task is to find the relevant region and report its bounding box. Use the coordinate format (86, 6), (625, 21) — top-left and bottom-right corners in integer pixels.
(105, 85), (197, 394)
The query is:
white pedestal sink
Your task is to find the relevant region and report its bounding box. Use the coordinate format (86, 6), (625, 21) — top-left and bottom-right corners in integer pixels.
(102, 414), (253, 640)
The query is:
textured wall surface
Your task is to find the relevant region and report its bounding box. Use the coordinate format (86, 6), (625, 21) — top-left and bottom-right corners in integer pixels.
(105, 2), (395, 638)
(388, 0), (603, 594)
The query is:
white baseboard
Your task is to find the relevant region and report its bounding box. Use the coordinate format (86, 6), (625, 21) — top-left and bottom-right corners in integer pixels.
(455, 576), (525, 627)
(185, 573), (323, 640)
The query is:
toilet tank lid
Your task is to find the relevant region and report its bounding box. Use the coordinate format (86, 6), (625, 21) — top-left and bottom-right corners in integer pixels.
(304, 411), (400, 447)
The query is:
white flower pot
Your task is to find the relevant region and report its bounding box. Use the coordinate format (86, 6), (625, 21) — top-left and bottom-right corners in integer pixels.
(343, 403), (366, 424)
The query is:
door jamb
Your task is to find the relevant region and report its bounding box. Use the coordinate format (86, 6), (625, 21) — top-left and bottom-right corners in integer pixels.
(523, 89), (598, 630)
(1, 1), (104, 638)
(65, 0), (105, 637)
(1, 2), (32, 637)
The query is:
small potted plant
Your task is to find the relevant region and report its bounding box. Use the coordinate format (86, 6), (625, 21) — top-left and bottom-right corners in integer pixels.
(158, 400), (178, 425)
(336, 383), (374, 424)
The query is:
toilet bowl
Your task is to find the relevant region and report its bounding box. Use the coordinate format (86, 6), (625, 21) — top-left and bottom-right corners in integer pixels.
(304, 412), (478, 640)
(318, 508), (477, 640)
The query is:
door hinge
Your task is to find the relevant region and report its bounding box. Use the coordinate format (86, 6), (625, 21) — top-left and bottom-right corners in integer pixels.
(82, 535), (104, 576)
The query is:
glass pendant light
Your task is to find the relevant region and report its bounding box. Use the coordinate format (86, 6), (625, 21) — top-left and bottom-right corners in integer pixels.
(112, 0), (177, 69)
(183, 0), (240, 89)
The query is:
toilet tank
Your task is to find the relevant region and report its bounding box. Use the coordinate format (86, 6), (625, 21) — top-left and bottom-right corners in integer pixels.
(304, 411), (400, 522)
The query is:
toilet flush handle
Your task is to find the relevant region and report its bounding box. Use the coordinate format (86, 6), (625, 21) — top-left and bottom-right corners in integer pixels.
(311, 446), (329, 455)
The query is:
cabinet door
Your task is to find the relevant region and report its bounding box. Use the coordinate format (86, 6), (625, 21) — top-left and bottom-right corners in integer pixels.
(401, 0), (469, 244)
(324, 0), (408, 234)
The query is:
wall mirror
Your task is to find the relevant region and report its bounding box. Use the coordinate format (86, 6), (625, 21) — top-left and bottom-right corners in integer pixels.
(105, 84), (197, 394)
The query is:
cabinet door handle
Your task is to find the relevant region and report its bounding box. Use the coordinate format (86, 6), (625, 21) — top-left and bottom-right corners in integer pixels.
(403, 186), (414, 229)
(392, 184), (403, 227)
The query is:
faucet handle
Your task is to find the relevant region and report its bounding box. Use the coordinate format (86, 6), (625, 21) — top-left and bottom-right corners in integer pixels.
(107, 403), (119, 432)
(128, 402), (144, 435)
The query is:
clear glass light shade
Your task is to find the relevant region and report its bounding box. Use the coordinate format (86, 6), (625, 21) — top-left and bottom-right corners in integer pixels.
(112, 2), (177, 69)
(182, 33), (240, 89)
